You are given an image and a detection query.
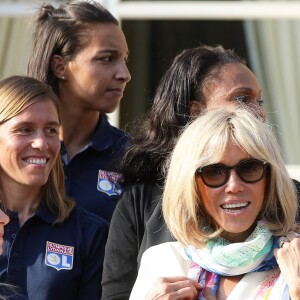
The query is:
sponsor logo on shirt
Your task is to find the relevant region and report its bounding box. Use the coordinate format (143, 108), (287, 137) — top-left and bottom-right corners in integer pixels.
(97, 170), (123, 196)
(45, 241), (74, 271)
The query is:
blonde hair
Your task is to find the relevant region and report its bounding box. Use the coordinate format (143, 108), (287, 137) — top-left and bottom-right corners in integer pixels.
(0, 76), (75, 223)
(162, 107), (298, 248)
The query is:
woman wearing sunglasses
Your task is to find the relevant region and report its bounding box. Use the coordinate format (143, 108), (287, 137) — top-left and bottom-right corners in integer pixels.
(130, 107), (300, 300)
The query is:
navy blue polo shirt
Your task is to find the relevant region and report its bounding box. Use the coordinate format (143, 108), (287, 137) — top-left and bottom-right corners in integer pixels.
(61, 115), (130, 222)
(0, 204), (108, 300)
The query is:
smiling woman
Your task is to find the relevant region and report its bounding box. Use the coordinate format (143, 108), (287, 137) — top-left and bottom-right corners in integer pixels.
(101, 45), (270, 299)
(0, 76), (108, 299)
(0, 97), (61, 211)
(130, 107), (300, 300)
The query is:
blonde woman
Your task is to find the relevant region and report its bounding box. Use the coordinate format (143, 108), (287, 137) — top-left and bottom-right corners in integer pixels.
(0, 76), (108, 299)
(131, 107), (300, 300)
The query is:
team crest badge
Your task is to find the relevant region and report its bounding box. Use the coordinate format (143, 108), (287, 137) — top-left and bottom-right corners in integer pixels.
(45, 241), (74, 271)
(97, 170), (123, 196)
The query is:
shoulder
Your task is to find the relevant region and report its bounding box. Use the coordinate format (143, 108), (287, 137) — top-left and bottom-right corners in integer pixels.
(142, 242), (186, 262)
(68, 207), (109, 255)
(68, 206), (109, 233)
(123, 182), (163, 201)
(109, 123), (131, 145)
(139, 242), (190, 276)
(117, 182), (163, 219)
(94, 116), (131, 153)
(292, 178), (300, 193)
(130, 242), (190, 299)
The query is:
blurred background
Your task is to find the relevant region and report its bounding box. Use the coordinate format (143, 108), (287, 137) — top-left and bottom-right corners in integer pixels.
(1, 0), (300, 179)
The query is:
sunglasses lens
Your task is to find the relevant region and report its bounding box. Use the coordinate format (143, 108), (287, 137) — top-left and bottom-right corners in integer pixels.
(201, 164), (227, 187)
(197, 159), (267, 188)
(237, 160), (265, 182)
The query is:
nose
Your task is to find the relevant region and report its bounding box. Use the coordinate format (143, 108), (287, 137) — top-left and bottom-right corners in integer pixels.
(116, 61), (131, 83)
(31, 131), (48, 150)
(225, 170), (244, 193)
(0, 209), (9, 226)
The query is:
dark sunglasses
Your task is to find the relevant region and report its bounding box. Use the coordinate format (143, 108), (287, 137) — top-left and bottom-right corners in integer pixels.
(195, 158), (269, 188)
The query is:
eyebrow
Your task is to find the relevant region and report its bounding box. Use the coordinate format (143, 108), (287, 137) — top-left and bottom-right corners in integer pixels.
(14, 121), (60, 127)
(230, 87), (262, 93)
(96, 49), (129, 56)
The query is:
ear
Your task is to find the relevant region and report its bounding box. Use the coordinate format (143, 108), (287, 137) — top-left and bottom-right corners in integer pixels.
(51, 55), (67, 79)
(189, 100), (206, 117)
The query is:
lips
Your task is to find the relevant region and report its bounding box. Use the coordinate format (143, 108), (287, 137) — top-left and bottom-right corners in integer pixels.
(221, 202), (250, 213)
(107, 87), (125, 94)
(221, 202), (249, 209)
(24, 158), (48, 165)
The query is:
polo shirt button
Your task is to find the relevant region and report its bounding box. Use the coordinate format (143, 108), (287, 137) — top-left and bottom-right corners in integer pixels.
(12, 252), (19, 259)
(11, 234), (16, 239)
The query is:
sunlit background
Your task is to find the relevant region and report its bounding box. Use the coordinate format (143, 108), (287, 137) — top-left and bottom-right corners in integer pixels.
(1, 0), (300, 179)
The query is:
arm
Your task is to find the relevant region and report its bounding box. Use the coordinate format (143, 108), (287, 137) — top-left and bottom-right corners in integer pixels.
(101, 188), (141, 300)
(130, 243), (202, 300)
(77, 214), (109, 299)
(143, 277), (202, 300)
(102, 183), (166, 299)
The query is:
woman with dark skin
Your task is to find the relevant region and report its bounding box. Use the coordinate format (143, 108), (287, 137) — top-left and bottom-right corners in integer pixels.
(102, 45), (271, 299)
(27, 1), (131, 222)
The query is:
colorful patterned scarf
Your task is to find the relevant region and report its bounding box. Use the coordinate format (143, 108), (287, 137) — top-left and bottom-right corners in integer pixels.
(184, 222), (279, 299)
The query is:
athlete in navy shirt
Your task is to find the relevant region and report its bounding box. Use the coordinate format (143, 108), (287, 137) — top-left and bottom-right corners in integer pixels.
(27, 1), (131, 222)
(62, 115), (130, 222)
(0, 76), (107, 299)
(1, 205), (107, 300)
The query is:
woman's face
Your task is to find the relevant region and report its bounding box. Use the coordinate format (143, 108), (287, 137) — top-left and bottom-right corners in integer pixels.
(64, 23), (131, 113)
(0, 209), (9, 255)
(197, 63), (265, 119)
(195, 141), (266, 243)
(0, 99), (60, 190)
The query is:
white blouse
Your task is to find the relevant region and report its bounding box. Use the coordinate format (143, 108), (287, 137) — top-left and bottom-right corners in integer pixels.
(130, 242), (289, 300)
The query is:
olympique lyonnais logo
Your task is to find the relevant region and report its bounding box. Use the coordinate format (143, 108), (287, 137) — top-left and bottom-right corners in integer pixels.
(97, 170), (124, 196)
(45, 241), (74, 271)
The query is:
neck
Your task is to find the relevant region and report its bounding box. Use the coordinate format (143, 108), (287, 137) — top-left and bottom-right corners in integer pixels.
(58, 89), (101, 144)
(60, 109), (100, 160)
(221, 223), (257, 243)
(2, 181), (41, 226)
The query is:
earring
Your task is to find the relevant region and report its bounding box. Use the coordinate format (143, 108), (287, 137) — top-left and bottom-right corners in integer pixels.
(61, 76), (65, 80)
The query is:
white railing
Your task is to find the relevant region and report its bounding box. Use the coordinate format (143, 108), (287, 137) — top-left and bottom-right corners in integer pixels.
(1, 0), (300, 176)
(1, 1), (300, 19)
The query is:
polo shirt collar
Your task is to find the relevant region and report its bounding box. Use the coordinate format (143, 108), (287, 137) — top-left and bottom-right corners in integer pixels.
(35, 203), (57, 224)
(6, 202), (57, 225)
(60, 114), (114, 161)
(89, 114), (113, 151)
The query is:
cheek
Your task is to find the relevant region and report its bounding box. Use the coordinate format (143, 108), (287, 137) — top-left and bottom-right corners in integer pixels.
(199, 185), (219, 215)
(204, 191), (220, 214)
(258, 185), (266, 209)
(49, 140), (61, 157)
(0, 142), (18, 160)
(250, 181), (266, 213)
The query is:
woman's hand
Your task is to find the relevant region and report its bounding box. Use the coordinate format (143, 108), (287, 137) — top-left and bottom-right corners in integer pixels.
(274, 232), (300, 300)
(144, 276), (202, 300)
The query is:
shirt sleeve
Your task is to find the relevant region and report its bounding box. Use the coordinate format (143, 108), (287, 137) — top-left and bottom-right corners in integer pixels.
(77, 213), (109, 299)
(101, 189), (140, 300)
